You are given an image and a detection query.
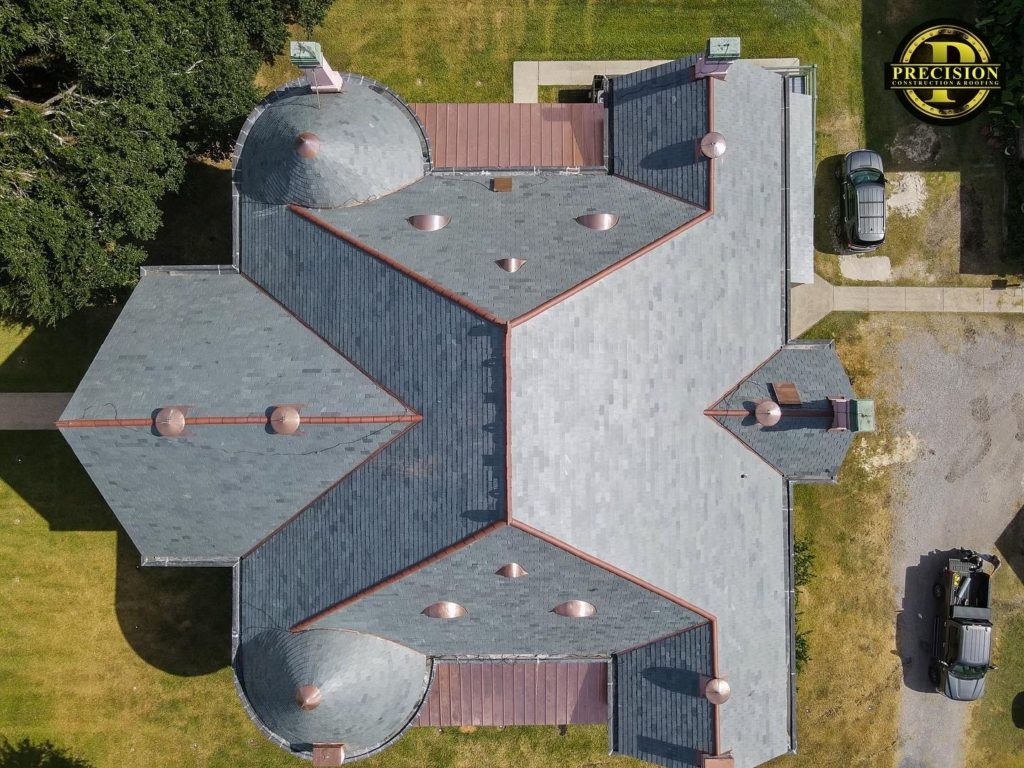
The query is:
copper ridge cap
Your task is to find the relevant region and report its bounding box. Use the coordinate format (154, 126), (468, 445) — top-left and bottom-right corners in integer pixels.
(56, 413), (422, 429)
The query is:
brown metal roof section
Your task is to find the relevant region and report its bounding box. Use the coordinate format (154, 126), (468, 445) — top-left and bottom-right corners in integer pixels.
(409, 103), (606, 169)
(413, 661), (608, 728)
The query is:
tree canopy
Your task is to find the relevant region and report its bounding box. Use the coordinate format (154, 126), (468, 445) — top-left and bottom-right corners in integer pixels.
(0, 0), (330, 324)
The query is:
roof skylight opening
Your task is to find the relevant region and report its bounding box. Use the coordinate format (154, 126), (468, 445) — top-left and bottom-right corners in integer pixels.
(553, 600), (596, 618)
(496, 563), (528, 578)
(407, 214), (450, 232)
(496, 257), (526, 273)
(154, 407), (187, 437)
(295, 684), (323, 711)
(575, 213), (619, 231)
(270, 405), (302, 435)
(422, 601), (467, 619)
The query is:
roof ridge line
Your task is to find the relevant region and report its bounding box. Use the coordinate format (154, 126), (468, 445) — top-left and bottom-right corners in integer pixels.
(287, 205), (508, 326)
(613, 620), (713, 657)
(237, 272), (422, 419)
(240, 419), (421, 558)
(56, 414), (423, 429)
(288, 520), (507, 632)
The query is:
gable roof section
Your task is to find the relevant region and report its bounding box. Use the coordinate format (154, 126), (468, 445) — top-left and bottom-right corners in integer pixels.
(614, 624), (716, 768)
(302, 525), (708, 657)
(238, 203), (506, 638)
(608, 56), (710, 207)
(708, 341), (855, 481)
(295, 173), (704, 321)
(58, 269), (417, 562)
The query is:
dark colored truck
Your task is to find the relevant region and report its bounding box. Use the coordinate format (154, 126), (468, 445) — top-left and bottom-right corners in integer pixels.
(929, 550), (1000, 700)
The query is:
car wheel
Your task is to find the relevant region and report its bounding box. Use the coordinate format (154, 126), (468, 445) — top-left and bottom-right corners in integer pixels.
(928, 662), (940, 686)
(932, 583), (944, 600)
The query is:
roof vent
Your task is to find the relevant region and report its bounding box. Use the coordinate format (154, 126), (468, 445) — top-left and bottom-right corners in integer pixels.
(754, 399), (782, 427)
(422, 601), (467, 619)
(553, 600), (596, 618)
(407, 214), (450, 232)
(295, 132), (321, 158)
(704, 677), (732, 705)
(311, 743), (346, 767)
(700, 132), (727, 159)
(491, 177), (514, 193)
(295, 684), (322, 711)
(496, 563), (528, 578)
(154, 407), (187, 437)
(270, 405), (302, 435)
(575, 213), (619, 230)
(496, 258), (526, 273)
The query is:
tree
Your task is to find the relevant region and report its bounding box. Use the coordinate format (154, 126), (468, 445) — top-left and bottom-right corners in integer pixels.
(0, 0), (329, 325)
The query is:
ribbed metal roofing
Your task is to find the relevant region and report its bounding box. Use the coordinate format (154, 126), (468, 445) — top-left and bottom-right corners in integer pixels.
(237, 629), (429, 758)
(235, 81), (426, 208)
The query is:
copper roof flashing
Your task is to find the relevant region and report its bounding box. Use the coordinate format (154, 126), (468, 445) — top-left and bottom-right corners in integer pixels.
(700, 131), (727, 159)
(407, 214), (450, 232)
(553, 600), (597, 618)
(270, 405), (302, 435)
(575, 213), (620, 231)
(496, 562), (528, 578)
(496, 258), (526, 273)
(154, 407), (187, 437)
(422, 601), (467, 619)
(754, 399), (782, 427)
(295, 684), (323, 711)
(295, 131), (321, 158)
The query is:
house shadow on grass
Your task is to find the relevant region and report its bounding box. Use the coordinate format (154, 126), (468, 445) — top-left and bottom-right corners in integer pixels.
(0, 432), (230, 676)
(995, 504), (1024, 587)
(0, 738), (93, 768)
(814, 155), (844, 256)
(896, 550), (953, 693)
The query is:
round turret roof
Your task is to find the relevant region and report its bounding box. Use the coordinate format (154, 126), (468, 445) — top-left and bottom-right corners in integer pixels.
(235, 79), (427, 209)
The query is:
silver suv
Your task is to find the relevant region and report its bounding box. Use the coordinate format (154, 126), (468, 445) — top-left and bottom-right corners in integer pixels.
(839, 149), (886, 252)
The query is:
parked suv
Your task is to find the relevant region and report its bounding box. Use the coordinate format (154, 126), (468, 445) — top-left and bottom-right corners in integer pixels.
(839, 149), (886, 252)
(929, 550), (1000, 701)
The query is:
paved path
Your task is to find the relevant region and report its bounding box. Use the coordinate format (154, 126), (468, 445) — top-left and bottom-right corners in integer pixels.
(512, 58), (801, 103)
(887, 317), (1024, 768)
(789, 274), (1024, 338)
(0, 393), (72, 430)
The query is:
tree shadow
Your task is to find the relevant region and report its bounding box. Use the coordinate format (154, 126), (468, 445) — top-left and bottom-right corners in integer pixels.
(1013, 691), (1024, 729)
(0, 432), (230, 675)
(143, 160), (233, 267)
(0, 738), (93, 768)
(896, 549), (953, 693)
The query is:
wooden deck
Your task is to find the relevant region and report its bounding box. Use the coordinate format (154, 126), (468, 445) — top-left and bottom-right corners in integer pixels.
(409, 103), (605, 169)
(414, 660), (608, 727)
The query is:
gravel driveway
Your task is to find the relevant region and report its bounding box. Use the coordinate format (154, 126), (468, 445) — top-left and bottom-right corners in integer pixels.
(890, 315), (1024, 768)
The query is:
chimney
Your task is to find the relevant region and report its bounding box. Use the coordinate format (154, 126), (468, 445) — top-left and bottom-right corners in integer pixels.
(290, 41), (344, 93)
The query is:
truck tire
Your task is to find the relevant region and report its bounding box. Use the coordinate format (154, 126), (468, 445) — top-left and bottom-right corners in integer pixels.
(932, 582), (944, 600)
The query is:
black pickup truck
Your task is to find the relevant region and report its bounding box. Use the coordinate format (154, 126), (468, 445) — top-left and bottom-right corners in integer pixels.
(929, 550), (1000, 700)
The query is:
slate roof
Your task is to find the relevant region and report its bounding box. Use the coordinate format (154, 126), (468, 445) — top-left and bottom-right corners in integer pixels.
(234, 80), (426, 208)
(238, 628), (429, 758)
(608, 56), (709, 207)
(614, 624), (716, 768)
(511, 61), (794, 767)
(710, 342), (855, 480)
(308, 525), (705, 656)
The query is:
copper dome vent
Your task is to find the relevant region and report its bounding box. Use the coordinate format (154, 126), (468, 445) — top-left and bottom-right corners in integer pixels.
(295, 684), (323, 711)
(407, 214), (450, 232)
(154, 407), (186, 437)
(270, 405), (302, 435)
(704, 677), (731, 705)
(754, 399), (782, 427)
(700, 131), (727, 159)
(496, 258), (526, 273)
(422, 601), (467, 619)
(553, 600), (596, 618)
(495, 563), (528, 578)
(575, 213), (619, 231)
(295, 132), (321, 158)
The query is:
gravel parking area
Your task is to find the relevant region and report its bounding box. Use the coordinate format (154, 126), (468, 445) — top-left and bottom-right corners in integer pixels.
(890, 315), (1024, 768)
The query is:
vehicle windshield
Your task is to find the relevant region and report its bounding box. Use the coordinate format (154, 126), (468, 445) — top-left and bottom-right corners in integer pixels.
(849, 168), (883, 185)
(950, 664), (986, 679)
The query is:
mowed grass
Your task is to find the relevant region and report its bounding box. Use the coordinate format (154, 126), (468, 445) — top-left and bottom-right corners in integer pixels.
(766, 314), (904, 768)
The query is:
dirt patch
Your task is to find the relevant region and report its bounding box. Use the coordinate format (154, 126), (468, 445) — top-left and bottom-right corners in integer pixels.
(890, 124), (941, 165)
(861, 430), (922, 471)
(840, 255), (892, 281)
(888, 172), (926, 217)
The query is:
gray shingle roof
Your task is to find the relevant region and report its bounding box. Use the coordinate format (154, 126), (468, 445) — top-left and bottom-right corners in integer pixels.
(710, 342), (855, 481)
(234, 81), (426, 209)
(238, 203), (505, 637)
(510, 61), (794, 768)
(608, 56), (709, 207)
(309, 525), (706, 656)
(307, 172), (702, 321)
(614, 624), (715, 768)
(237, 628), (429, 758)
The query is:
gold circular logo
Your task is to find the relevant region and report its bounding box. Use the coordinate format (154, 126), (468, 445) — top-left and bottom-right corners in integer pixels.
(885, 21), (1002, 124)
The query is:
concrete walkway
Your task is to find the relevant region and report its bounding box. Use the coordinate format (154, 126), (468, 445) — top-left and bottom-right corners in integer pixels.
(512, 58), (801, 103)
(0, 393), (71, 430)
(789, 274), (1024, 338)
